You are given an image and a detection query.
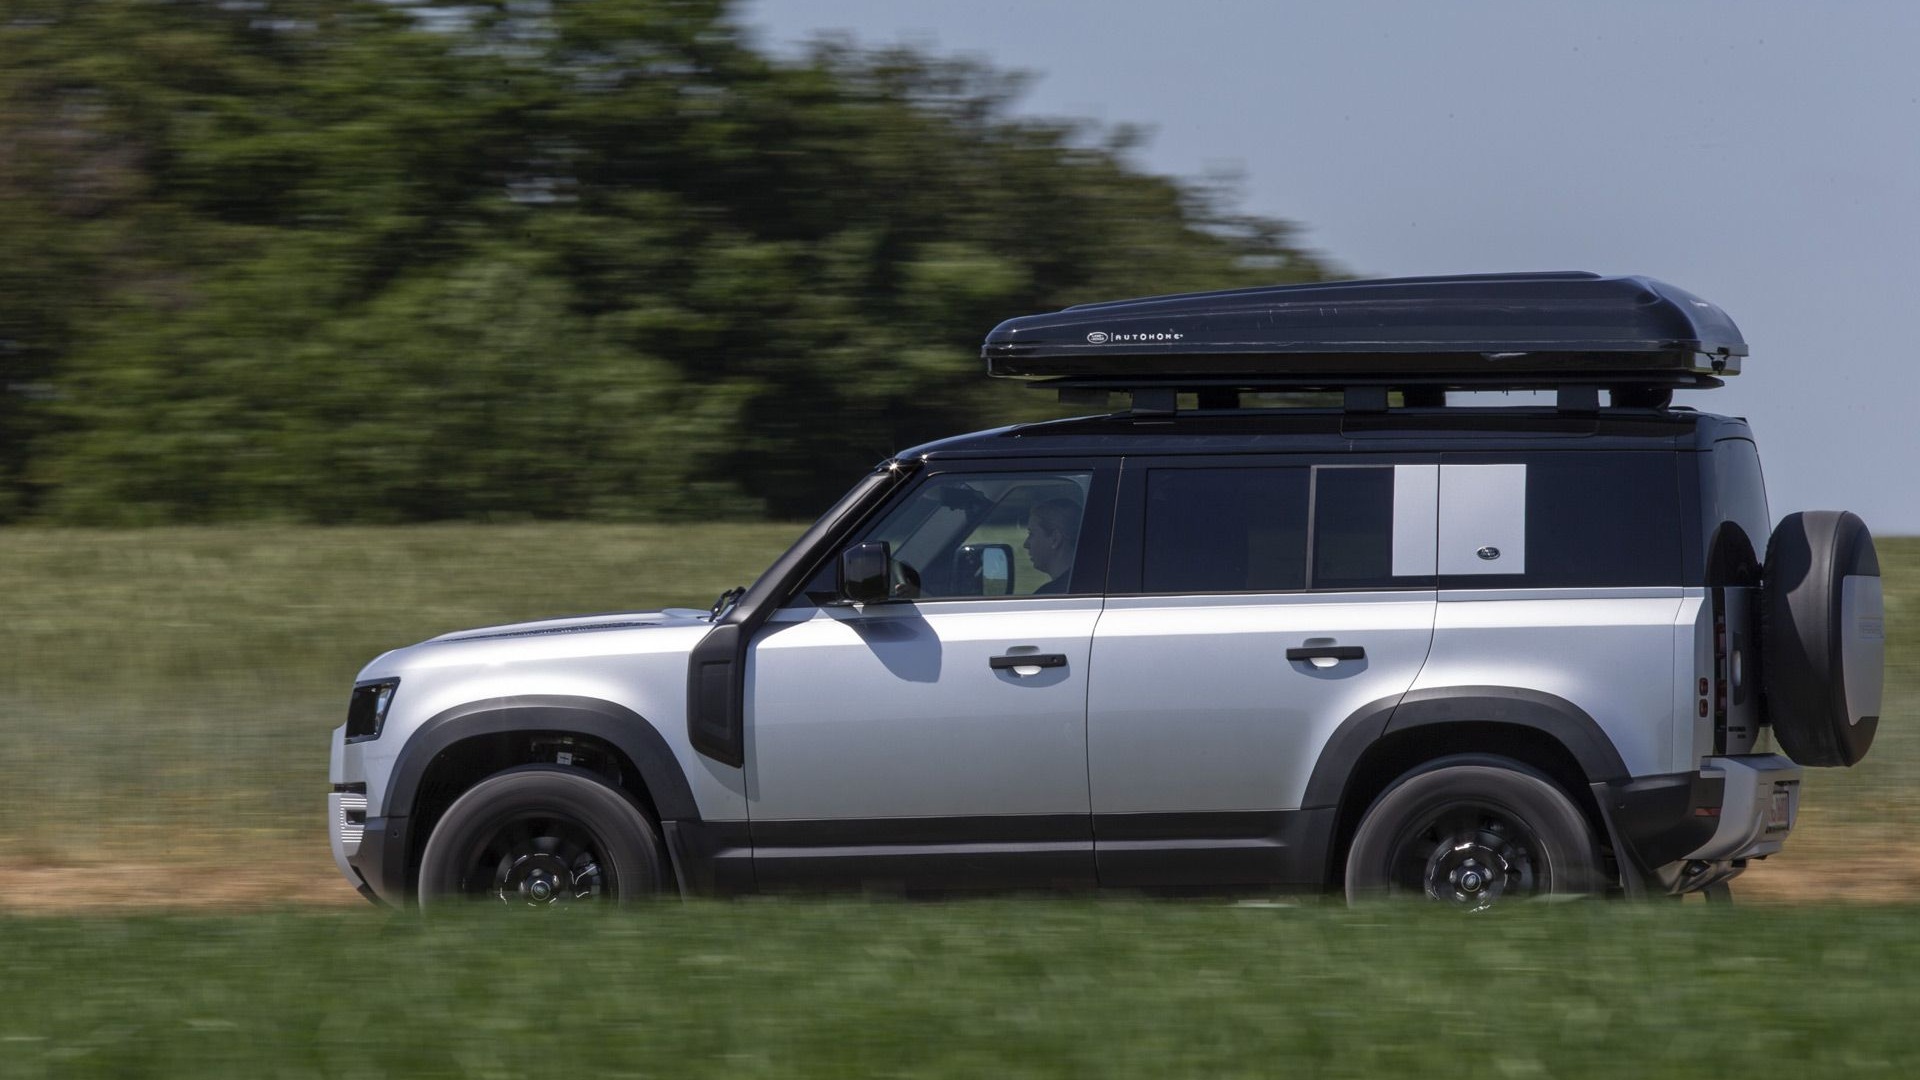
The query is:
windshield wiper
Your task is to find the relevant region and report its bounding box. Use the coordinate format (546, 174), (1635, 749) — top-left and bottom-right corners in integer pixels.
(708, 585), (746, 621)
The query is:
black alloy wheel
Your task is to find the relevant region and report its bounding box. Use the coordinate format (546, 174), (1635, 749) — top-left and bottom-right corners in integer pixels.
(417, 766), (663, 911)
(469, 813), (611, 907)
(1384, 801), (1544, 910)
(1345, 758), (1604, 908)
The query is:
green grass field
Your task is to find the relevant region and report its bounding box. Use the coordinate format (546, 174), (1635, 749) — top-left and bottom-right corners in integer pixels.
(0, 526), (1912, 891)
(5, 902), (1920, 1078)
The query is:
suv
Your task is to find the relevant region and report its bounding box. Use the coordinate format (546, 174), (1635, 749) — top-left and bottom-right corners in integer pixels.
(328, 272), (1885, 909)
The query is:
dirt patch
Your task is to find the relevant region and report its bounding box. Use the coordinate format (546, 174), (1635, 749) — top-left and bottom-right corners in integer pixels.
(5, 844), (1917, 912)
(0, 855), (365, 914)
(1733, 845), (1920, 904)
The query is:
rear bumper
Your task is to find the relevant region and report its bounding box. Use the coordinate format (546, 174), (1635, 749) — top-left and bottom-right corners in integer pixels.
(1685, 754), (1800, 862)
(1597, 754), (1800, 896)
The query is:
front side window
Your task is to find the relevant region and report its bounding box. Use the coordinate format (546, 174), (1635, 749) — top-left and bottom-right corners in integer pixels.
(861, 471), (1095, 599)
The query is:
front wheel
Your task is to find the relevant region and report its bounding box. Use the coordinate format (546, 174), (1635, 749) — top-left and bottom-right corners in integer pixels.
(1345, 759), (1604, 909)
(417, 766), (664, 911)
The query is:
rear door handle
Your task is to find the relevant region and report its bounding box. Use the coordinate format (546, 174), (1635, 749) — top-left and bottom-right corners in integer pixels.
(1285, 646), (1365, 661)
(990, 653), (1068, 671)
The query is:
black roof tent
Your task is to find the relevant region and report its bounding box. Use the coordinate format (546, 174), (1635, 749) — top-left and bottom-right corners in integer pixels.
(981, 272), (1746, 393)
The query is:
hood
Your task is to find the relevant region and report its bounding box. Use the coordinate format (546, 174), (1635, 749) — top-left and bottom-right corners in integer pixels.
(428, 608), (712, 644)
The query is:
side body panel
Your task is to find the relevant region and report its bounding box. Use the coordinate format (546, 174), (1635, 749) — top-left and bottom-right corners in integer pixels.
(1416, 589), (1684, 778)
(1088, 591), (1438, 814)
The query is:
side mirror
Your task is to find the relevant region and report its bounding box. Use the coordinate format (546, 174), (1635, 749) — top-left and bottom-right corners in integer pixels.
(839, 541), (892, 605)
(954, 543), (1015, 596)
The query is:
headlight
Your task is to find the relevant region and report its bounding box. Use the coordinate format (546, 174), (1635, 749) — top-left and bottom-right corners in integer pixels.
(344, 680), (399, 743)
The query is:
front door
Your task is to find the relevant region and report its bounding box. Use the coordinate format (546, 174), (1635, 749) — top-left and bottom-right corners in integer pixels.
(746, 463), (1116, 890)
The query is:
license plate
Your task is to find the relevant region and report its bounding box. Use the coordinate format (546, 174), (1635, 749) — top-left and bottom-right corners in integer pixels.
(1767, 784), (1793, 832)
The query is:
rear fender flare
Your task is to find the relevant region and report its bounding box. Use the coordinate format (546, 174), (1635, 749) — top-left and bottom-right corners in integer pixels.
(1303, 685), (1630, 810)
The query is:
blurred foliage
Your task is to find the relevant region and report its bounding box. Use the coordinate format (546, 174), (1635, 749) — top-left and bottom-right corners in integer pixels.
(0, 0), (1336, 524)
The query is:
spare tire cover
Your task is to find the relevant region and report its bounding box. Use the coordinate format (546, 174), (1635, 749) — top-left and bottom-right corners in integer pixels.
(1761, 511), (1885, 767)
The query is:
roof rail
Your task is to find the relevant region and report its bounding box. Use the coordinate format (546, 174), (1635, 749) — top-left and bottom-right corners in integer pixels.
(1034, 372), (1712, 415)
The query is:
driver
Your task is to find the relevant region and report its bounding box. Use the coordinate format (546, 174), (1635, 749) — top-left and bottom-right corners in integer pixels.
(1024, 497), (1083, 594)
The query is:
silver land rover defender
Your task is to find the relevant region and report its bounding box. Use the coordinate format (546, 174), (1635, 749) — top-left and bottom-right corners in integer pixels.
(329, 272), (1885, 909)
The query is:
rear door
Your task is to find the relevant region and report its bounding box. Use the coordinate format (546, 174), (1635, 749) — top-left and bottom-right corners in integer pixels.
(1086, 456), (1439, 887)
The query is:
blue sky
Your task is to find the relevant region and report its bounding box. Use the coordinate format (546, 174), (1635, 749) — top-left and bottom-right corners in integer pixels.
(747, 0), (1920, 532)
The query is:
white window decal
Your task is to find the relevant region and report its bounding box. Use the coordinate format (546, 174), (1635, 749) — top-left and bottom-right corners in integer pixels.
(1391, 464), (1439, 577)
(1438, 464), (1526, 575)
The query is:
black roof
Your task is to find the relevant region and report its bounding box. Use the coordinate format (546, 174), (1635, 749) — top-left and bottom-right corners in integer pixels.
(982, 272), (1745, 385)
(896, 407), (1749, 462)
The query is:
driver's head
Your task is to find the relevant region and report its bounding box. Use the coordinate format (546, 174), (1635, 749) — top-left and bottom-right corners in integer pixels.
(1024, 497), (1082, 578)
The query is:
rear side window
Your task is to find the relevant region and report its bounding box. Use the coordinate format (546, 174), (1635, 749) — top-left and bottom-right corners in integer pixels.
(1138, 464), (1435, 593)
(1143, 467), (1308, 593)
(1312, 467), (1393, 586)
(1440, 452), (1682, 588)
(1708, 438), (1771, 574)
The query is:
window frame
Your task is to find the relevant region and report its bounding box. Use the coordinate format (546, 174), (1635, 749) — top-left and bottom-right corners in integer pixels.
(1109, 453), (1442, 598)
(1434, 449), (1689, 591)
(800, 457), (1121, 605)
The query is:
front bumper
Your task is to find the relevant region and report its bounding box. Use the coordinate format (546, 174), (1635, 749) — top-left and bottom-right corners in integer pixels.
(328, 792), (400, 906)
(1597, 754), (1801, 896)
(329, 722), (395, 906)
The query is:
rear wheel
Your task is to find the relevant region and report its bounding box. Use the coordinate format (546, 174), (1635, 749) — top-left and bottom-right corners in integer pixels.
(1345, 758), (1604, 909)
(417, 766), (664, 911)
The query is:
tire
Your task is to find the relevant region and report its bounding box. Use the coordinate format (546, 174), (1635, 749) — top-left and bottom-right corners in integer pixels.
(417, 765), (664, 910)
(1345, 758), (1604, 908)
(1761, 510), (1885, 767)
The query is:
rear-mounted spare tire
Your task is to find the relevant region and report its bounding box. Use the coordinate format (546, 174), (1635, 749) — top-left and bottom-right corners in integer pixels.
(1761, 511), (1885, 767)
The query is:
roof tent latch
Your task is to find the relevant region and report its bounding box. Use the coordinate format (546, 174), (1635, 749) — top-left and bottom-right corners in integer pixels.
(1129, 388), (1177, 416)
(1343, 386), (1390, 413)
(1556, 384), (1601, 414)
(1056, 386), (1110, 409)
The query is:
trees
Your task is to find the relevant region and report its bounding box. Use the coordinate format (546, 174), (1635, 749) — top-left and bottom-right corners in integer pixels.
(0, 0), (1335, 524)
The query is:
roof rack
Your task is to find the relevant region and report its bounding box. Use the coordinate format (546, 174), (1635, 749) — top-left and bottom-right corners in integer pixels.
(981, 272), (1745, 414)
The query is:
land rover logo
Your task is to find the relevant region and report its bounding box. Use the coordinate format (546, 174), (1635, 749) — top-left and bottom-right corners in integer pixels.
(1084, 330), (1184, 344)
(1476, 546), (1501, 561)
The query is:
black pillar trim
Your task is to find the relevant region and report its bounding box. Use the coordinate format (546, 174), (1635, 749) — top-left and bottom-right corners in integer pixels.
(686, 467), (909, 766)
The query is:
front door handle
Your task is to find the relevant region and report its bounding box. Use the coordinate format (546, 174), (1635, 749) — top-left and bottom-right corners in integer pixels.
(990, 653), (1068, 671)
(1285, 645), (1365, 662)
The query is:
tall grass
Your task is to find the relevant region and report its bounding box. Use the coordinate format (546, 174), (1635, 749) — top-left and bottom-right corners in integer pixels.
(2, 902), (1917, 1078)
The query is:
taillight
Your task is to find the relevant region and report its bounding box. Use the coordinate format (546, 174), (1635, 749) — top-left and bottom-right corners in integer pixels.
(1705, 593), (1729, 753)
(1714, 614), (1730, 724)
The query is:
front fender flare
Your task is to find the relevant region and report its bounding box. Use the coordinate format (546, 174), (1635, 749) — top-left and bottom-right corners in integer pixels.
(358, 696), (701, 902)
(383, 695), (699, 823)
